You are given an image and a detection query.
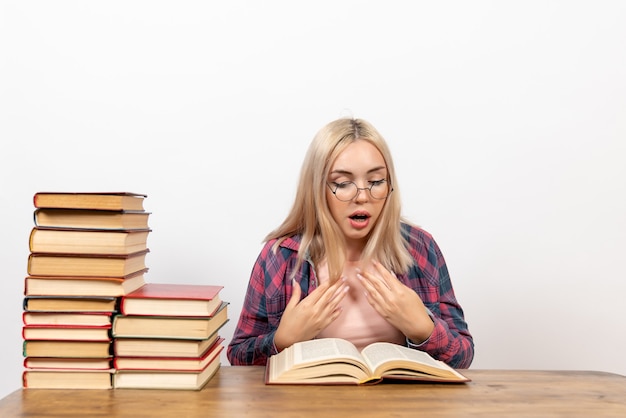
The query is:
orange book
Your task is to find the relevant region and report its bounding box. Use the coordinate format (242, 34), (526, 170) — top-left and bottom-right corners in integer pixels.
(23, 296), (117, 312)
(23, 369), (113, 389)
(114, 332), (221, 358)
(24, 269), (147, 297)
(23, 311), (113, 327)
(23, 340), (112, 358)
(112, 302), (229, 339)
(27, 250), (149, 277)
(33, 208), (150, 230)
(33, 192), (146, 211)
(22, 324), (112, 341)
(29, 227), (150, 255)
(120, 283), (223, 317)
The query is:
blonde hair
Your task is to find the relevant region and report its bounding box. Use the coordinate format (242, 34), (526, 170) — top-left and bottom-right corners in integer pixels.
(266, 118), (414, 280)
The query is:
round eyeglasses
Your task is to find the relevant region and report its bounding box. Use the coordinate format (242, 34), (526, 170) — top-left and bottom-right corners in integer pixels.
(327, 179), (393, 202)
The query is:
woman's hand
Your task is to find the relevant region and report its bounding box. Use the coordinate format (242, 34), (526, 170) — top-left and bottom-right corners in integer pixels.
(357, 260), (434, 344)
(274, 277), (349, 351)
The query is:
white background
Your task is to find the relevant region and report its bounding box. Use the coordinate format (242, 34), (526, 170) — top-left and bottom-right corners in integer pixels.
(1, 1), (625, 399)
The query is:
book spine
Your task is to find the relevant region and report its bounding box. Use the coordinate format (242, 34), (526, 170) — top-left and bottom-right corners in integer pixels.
(28, 228), (36, 253)
(118, 299), (127, 315)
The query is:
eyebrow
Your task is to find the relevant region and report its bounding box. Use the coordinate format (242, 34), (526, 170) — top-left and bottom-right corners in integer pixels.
(330, 166), (387, 176)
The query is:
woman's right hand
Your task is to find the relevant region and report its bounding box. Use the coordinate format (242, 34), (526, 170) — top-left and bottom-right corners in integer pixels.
(273, 277), (349, 351)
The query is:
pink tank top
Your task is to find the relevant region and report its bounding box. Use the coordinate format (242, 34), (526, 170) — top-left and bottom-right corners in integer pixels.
(315, 260), (405, 351)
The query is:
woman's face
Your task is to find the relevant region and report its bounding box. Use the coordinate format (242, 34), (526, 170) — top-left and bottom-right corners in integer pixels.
(326, 140), (389, 249)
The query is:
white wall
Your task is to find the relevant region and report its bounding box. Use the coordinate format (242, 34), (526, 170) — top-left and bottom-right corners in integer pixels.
(1, 1), (625, 399)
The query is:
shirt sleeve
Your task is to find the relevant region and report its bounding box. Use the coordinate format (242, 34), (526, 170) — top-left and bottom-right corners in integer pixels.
(226, 241), (287, 366)
(403, 226), (475, 369)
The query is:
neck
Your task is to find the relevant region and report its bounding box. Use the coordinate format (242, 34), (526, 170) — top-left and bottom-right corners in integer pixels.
(345, 241), (366, 263)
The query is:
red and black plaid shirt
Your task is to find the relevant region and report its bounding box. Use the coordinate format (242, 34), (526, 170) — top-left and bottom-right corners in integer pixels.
(227, 223), (474, 368)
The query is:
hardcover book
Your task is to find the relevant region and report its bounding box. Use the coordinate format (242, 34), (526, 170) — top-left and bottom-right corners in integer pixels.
(23, 296), (118, 312)
(34, 208), (150, 230)
(112, 357), (221, 390)
(112, 302), (228, 339)
(33, 192), (146, 211)
(120, 283), (223, 316)
(23, 311), (113, 327)
(114, 337), (224, 371)
(23, 340), (112, 358)
(24, 270), (147, 297)
(266, 338), (470, 385)
(27, 250), (149, 277)
(23, 369), (113, 389)
(29, 227), (150, 255)
(113, 332), (221, 358)
(22, 325), (112, 341)
(24, 356), (112, 370)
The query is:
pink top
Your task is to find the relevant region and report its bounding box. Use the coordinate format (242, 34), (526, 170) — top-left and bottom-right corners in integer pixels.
(315, 260), (405, 351)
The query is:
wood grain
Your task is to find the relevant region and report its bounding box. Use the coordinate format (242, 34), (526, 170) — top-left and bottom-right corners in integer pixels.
(1, 367), (625, 417)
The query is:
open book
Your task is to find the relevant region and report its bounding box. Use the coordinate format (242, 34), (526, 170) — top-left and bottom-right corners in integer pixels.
(266, 338), (470, 385)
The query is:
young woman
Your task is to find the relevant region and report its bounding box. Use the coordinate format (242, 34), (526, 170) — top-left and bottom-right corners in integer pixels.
(227, 118), (474, 368)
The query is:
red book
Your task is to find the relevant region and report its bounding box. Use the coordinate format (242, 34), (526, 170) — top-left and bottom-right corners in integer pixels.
(24, 356), (113, 370)
(120, 283), (224, 317)
(114, 337), (224, 371)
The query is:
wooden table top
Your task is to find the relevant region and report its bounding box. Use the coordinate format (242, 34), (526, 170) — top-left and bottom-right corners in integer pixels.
(1, 366), (625, 417)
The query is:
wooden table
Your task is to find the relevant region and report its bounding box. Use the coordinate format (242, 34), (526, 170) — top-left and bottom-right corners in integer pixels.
(1, 366), (625, 417)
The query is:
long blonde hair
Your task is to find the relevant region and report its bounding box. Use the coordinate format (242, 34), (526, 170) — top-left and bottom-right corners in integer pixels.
(266, 118), (414, 280)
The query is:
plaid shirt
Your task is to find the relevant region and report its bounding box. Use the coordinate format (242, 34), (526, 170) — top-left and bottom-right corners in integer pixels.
(227, 223), (474, 368)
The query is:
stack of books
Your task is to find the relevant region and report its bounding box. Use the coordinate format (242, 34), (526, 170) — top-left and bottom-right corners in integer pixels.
(22, 192), (151, 389)
(112, 283), (228, 390)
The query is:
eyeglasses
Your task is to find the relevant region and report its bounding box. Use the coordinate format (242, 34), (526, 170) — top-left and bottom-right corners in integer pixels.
(326, 179), (393, 202)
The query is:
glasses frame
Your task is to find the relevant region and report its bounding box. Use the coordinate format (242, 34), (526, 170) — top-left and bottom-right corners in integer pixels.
(326, 179), (393, 202)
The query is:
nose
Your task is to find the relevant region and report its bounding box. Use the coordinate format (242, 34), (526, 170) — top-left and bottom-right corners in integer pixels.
(354, 186), (370, 202)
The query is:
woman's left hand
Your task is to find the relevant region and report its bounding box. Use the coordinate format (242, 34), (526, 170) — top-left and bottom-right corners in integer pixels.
(356, 260), (434, 344)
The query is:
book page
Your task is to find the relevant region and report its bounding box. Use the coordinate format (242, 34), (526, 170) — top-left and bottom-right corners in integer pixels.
(269, 338), (371, 383)
(362, 342), (443, 370)
(293, 338), (364, 365)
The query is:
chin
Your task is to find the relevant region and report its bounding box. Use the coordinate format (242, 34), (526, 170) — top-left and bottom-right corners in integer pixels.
(343, 229), (371, 243)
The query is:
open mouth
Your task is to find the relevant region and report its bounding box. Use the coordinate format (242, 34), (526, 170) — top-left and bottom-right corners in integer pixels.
(349, 213), (370, 223)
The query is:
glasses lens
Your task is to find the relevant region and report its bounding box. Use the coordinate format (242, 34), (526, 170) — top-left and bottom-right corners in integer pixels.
(334, 182), (358, 201)
(370, 180), (390, 199)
